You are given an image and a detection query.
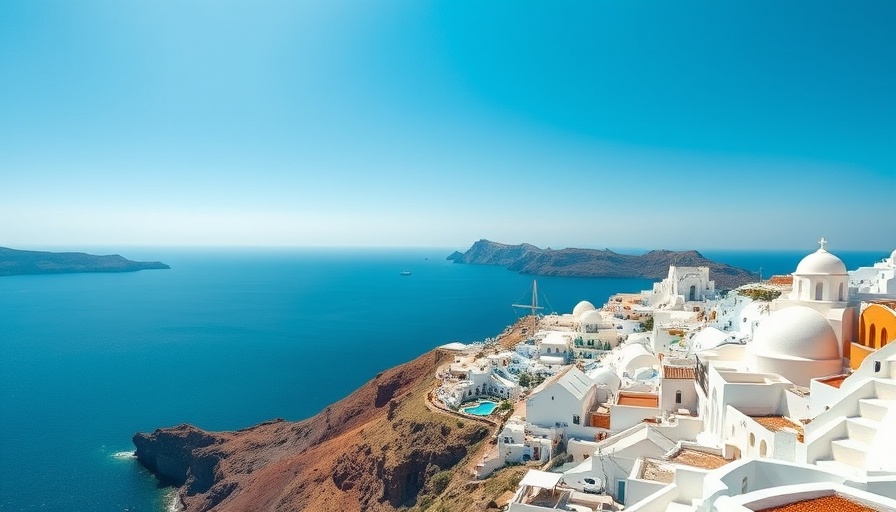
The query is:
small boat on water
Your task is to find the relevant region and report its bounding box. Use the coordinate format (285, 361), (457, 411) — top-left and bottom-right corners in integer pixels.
(400, 271), (412, 276)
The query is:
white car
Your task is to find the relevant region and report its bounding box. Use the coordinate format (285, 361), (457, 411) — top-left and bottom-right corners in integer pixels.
(573, 477), (601, 494)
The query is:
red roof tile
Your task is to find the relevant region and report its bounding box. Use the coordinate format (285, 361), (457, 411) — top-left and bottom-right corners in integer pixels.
(663, 366), (696, 379)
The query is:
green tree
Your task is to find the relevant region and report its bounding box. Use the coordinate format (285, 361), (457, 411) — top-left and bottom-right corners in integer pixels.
(518, 373), (532, 388)
(640, 316), (654, 332)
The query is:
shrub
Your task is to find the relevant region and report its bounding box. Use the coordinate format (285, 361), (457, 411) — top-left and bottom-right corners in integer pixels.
(430, 470), (453, 494)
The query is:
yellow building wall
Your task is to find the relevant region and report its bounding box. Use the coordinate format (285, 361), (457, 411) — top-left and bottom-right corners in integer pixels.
(852, 304), (896, 370)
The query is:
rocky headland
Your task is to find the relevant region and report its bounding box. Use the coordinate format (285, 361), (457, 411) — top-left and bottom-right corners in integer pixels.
(133, 345), (529, 512)
(0, 247), (169, 276)
(451, 239), (756, 289)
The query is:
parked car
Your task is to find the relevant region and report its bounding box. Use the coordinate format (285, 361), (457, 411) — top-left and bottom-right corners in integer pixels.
(573, 477), (602, 494)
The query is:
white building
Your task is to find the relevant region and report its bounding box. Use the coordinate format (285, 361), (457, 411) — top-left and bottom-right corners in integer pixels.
(624, 458), (896, 512)
(560, 423), (680, 504)
(747, 305), (844, 387)
(499, 420), (551, 463)
(617, 343), (661, 381)
(439, 357), (520, 408)
(660, 359), (699, 416)
(771, 239), (856, 357)
(526, 366), (600, 439)
(646, 266), (716, 310)
(503, 243), (896, 512)
(539, 331), (571, 367)
(850, 249), (896, 296)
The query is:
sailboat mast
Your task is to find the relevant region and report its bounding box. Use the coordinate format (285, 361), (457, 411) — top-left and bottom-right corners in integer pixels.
(532, 280), (538, 312)
(512, 279), (544, 335)
(531, 280), (538, 334)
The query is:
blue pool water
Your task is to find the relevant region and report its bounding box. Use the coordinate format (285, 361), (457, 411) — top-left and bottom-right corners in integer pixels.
(463, 401), (498, 416)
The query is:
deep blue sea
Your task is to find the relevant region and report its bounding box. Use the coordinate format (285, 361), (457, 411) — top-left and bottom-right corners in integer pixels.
(0, 248), (888, 511)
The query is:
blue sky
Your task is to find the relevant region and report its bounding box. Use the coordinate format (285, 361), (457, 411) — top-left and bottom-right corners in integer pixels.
(1, 0), (894, 251)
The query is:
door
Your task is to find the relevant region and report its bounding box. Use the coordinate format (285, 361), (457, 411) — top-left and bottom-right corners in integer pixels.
(617, 480), (626, 504)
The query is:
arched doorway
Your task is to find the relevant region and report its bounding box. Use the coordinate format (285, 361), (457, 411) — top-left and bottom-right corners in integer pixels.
(815, 282), (824, 300)
(689, 285), (697, 301)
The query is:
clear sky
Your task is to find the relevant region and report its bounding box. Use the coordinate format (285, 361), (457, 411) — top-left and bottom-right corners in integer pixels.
(1, 1), (894, 251)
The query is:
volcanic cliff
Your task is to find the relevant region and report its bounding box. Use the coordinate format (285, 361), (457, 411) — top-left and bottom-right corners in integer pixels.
(133, 348), (514, 511)
(452, 239), (756, 289)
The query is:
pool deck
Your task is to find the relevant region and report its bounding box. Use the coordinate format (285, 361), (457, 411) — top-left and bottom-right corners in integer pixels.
(462, 400), (498, 416)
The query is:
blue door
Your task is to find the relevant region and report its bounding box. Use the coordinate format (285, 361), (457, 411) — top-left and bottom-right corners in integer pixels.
(617, 480), (626, 504)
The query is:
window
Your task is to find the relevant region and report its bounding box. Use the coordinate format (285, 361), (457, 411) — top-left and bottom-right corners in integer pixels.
(815, 282), (824, 300)
(573, 415), (581, 425)
(759, 440), (768, 457)
(675, 390), (682, 404)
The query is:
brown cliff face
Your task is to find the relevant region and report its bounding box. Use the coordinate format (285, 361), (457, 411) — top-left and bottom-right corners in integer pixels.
(134, 349), (492, 511)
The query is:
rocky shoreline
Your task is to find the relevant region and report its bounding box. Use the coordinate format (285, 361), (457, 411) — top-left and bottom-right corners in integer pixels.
(133, 348), (501, 511)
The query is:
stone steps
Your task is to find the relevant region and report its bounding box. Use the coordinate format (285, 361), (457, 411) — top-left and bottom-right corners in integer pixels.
(858, 398), (894, 422)
(845, 416), (880, 444)
(831, 437), (871, 467)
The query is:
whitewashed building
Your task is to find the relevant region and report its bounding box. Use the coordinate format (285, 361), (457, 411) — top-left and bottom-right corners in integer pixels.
(526, 366), (600, 440)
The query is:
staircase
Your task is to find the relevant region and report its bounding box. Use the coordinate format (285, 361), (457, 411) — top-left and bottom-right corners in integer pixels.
(815, 381), (896, 475)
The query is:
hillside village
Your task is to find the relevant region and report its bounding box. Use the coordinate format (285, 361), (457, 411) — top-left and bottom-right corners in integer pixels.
(430, 240), (896, 512)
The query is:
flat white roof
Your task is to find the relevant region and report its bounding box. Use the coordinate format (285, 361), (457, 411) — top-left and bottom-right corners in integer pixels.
(519, 469), (564, 490)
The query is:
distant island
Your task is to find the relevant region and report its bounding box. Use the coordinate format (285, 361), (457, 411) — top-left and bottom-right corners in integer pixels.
(0, 247), (170, 277)
(449, 239), (756, 289)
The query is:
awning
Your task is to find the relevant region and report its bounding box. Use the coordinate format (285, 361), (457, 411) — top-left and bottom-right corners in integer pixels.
(519, 469), (564, 490)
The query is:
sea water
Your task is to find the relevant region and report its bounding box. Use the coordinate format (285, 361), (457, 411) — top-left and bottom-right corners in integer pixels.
(0, 248), (888, 511)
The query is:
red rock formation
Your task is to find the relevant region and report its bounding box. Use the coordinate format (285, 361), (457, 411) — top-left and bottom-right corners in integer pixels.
(134, 349), (490, 511)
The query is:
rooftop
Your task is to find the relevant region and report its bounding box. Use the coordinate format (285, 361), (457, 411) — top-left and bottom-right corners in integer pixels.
(639, 459), (674, 483)
(750, 416), (805, 442)
(767, 275), (794, 286)
(869, 300), (896, 312)
(663, 365), (696, 380)
(817, 374), (849, 389)
(755, 495), (878, 512)
(616, 392), (659, 408)
(668, 448), (730, 470)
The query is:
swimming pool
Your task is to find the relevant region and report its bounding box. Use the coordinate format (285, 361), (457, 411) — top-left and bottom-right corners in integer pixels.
(462, 400), (497, 416)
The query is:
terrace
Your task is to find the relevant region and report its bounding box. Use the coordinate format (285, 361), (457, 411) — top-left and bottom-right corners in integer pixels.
(750, 415), (804, 442)
(509, 470), (615, 511)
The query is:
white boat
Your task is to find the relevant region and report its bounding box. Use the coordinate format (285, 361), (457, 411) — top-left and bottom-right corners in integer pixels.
(400, 271), (412, 276)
